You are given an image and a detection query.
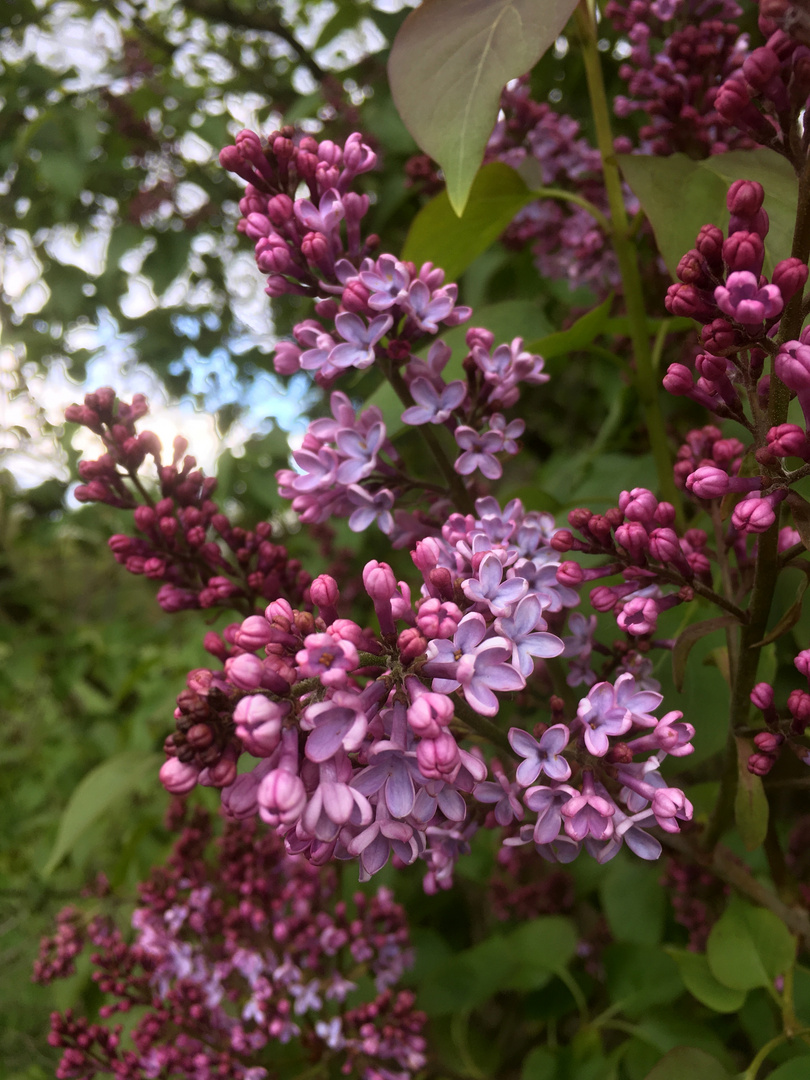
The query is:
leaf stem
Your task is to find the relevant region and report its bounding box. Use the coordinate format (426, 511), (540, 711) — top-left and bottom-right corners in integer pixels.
(533, 186), (612, 234)
(574, 1), (682, 521)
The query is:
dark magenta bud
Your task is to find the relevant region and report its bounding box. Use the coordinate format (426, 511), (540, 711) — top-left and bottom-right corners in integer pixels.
(727, 180), (765, 218)
(723, 231), (764, 276)
(742, 47), (781, 91)
(772, 257), (809, 303)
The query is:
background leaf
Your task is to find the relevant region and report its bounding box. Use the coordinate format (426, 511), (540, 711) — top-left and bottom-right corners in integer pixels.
(618, 149), (798, 277)
(642, 1046), (731, 1080)
(401, 162), (537, 280)
(734, 736), (769, 851)
(388, 0), (579, 213)
(706, 898), (796, 990)
(667, 949), (746, 1013)
(42, 750), (162, 877)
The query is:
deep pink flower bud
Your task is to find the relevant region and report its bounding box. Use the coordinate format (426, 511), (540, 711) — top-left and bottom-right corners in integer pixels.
(203, 631), (229, 662)
(614, 522), (649, 560)
(732, 493), (777, 533)
(311, 574), (340, 623)
(789, 688), (810, 728)
(795, 650), (810, 678)
(397, 627), (427, 662)
(663, 363), (695, 396)
(654, 502), (676, 526)
(677, 250), (710, 286)
(233, 695), (284, 756)
(727, 180), (765, 218)
(665, 283), (715, 320)
(407, 689), (454, 738)
(772, 258), (809, 303)
(696, 224), (724, 270)
(702, 318), (740, 354)
(255, 236), (291, 273)
(754, 731), (784, 753)
(301, 231), (330, 265)
(748, 752), (776, 775)
(225, 653), (264, 690)
(236, 616), (274, 651)
(363, 560), (398, 635)
(159, 757), (199, 795)
(266, 193), (294, 225)
(742, 47), (781, 90)
(341, 279), (372, 314)
(590, 586), (621, 612)
(687, 465), (732, 498)
(767, 423), (810, 458)
(257, 768), (306, 826)
(619, 488), (658, 523)
(556, 561), (584, 586)
(551, 529), (574, 552)
(417, 731), (461, 782)
(722, 231), (764, 276)
(751, 682), (775, 710)
(695, 353), (730, 382)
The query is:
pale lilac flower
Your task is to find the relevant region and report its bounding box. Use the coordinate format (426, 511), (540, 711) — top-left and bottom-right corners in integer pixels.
(401, 377), (466, 425)
(613, 672), (663, 728)
(360, 254), (411, 310)
(290, 446), (339, 492)
(335, 421), (386, 483)
(295, 632), (359, 687)
(488, 414), (525, 454)
(402, 279), (457, 333)
(423, 612), (525, 716)
(302, 693), (368, 762)
(293, 188), (344, 233)
(473, 763), (524, 826)
(523, 783), (577, 844)
(454, 427), (504, 479)
(347, 485), (395, 533)
(495, 594), (564, 675)
(510, 724), (572, 784)
(461, 551), (528, 617)
(576, 679), (634, 756)
(329, 312), (393, 370)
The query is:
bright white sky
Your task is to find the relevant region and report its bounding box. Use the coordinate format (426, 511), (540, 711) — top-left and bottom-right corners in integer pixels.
(0, 0), (416, 495)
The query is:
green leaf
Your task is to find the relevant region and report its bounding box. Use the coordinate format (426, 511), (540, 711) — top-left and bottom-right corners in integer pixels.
(388, 0), (579, 214)
(667, 949), (747, 1013)
(401, 162), (536, 281)
(769, 1056), (810, 1078)
(618, 149), (798, 277)
(671, 615), (738, 692)
(502, 916), (578, 991)
(417, 936), (516, 1015)
(521, 1047), (556, 1080)
(600, 856), (665, 945)
(526, 294), (614, 359)
(706, 898), (796, 990)
(751, 575), (809, 647)
(734, 736), (769, 851)
(642, 1047), (731, 1080)
(42, 750), (162, 877)
(604, 945), (683, 1017)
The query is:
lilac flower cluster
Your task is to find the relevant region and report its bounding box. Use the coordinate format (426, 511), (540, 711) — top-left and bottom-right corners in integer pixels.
(36, 810), (426, 1080)
(67, 390), (309, 614)
(220, 127), (548, 531)
(664, 180), (806, 355)
(716, 0), (810, 166)
(605, 0), (752, 157)
(748, 649), (810, 774)
(502, 672), (695, 863)
(484, 78), (621, 295)
(551, 486), (710, 638)
(159, 495), (577, 885)
(153, 481), (699, 877)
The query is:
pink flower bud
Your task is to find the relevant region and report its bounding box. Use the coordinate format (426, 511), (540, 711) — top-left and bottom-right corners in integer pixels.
(257, 769), (306, 825)
(686, 465), (732, 498)
(795, 650), (810, 678)
(727, 180), (765, 218)
(772, 258), (809, 304)
(225, 653), (264, 690)
(732, 494), (777, 534)
(159, 757), (199, 794)
(236, 616), (274, 651)
(748, 752), (776, 775)
(417, 731), (461, 782)
(750, 682), (774, 710)
(397, 627), (427, 662)
(556, 561), (585, 585)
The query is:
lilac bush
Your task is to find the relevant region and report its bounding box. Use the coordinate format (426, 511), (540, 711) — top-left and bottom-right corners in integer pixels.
(40, 0), (810, 1075)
